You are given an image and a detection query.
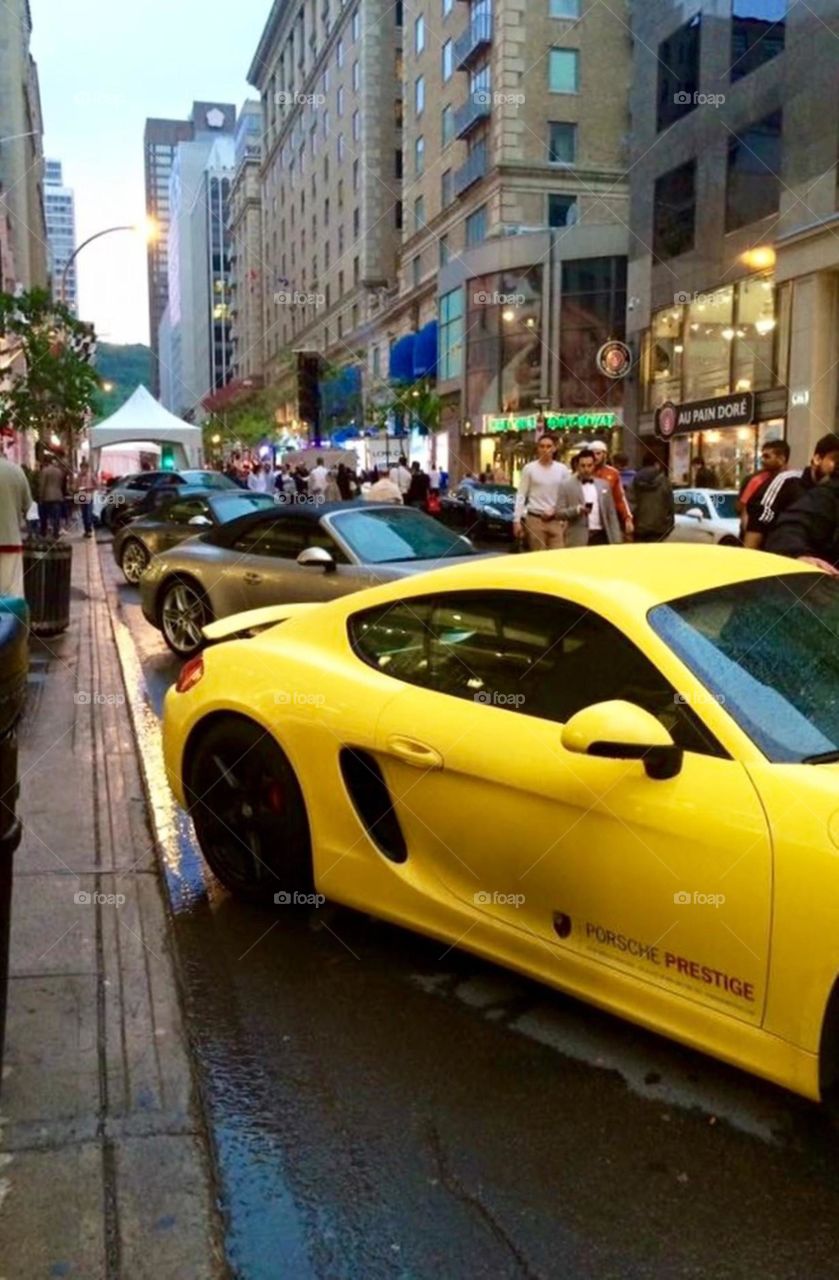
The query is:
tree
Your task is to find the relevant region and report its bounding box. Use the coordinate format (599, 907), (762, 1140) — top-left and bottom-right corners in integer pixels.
(0, 288), (101, 452)
(201, 384), (282, 454)
(381, 377), (440, 436)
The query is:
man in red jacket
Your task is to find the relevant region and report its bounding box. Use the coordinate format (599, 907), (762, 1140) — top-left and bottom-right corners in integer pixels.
(589, 440), (633, 540)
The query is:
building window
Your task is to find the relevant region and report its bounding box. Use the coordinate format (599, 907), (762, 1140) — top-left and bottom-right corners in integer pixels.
(372, 345), (381, 378)
(549, 48), (579, 93)
(324, 196), (330, 225)
(337, 85), (344, 116)
(337, 37), (344, 67)
(657, 14), (701, 131)
(466, 204), (487, 245)
(653, 160), (696, 260)
(549, 0), (580, 14)
(353, 158), (360, 190)
(412, 255), (421, 288)
(443, 0), (453, 15)
(338, 225), (345, 253)
(440, 234), (450, 266)
(353, 60), (360, 90)
(323, 109), (330, 138)
(442, 39), (453, 81)
(548, 193), (577, 227)
(414, 195), (426, 230)
(682, 286), (734, 402)
(441, 104), (455, 147)
(441, 168), (453, 206)
(353, 206), (360, 236)
(395, 201), (403, 229)
(732, 0), (786, 81)
(395, 149), (403, 178)
(338, 133), (346, 161)
(415, 75), (425, 114)
(547, 121), (576, 164)
(352, 8), (361, 40)
(439, 287), (463, 379)
(559, 257), (627, 408)
(353, 109), (361, 141)
(415, 14), (425, 53)
(353, 255), (360, 284)
(725, 110), (783, 231)
(415, 135), (425, 175)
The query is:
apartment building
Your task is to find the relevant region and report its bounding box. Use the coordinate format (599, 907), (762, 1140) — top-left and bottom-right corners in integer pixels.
(45, 160), (77, 312)
(627, 1), (839, 486)
(229, 102), (265, 383)
(248, 0), (402, 433)
(0, 0), (48, 292)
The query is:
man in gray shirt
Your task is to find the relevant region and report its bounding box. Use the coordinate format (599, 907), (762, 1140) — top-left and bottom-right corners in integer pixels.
(513, 434), (572, 550)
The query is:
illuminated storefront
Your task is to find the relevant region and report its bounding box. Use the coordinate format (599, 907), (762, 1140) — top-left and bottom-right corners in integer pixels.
(464, 409), (623, 481)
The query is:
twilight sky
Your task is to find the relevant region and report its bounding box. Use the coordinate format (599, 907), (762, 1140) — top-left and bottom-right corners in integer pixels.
(33, 0), (272, 346)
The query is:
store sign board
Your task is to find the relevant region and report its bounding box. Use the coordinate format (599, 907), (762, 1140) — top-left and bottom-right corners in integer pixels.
(791, 389), (810, 407)
(655, 393), (754, 439)
(484, 411), (620, 434)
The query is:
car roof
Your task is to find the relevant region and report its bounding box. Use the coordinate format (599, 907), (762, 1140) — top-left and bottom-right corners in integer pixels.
(209, 499), (405, 542)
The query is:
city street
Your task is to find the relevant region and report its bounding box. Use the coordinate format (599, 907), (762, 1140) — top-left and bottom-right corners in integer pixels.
(101, 544), (839, 1280)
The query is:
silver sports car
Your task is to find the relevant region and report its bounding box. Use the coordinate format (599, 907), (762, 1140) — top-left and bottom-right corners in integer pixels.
(140, 500), (481, 657)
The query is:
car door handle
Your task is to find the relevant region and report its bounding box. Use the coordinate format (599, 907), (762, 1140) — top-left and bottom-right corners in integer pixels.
(386, 735), (443, 770)
(244, 571), (262, 584)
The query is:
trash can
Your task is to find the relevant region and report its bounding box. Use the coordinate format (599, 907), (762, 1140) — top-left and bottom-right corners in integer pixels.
(23, 537), (73, 636)
(0, 605), (29, 1086)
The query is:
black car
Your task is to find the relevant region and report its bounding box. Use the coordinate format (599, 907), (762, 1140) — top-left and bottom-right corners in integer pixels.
(102, 468), (239, 531)
(112, 487), (277, 584)
(437, 482), (516, 541)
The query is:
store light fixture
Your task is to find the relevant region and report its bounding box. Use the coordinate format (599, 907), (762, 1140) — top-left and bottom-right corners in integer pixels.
(755, 316), (777, 336)
(674, 343), (684, 354)
(502, 308), (516, 322)
(736, 379), (752, 392)
(741, 246), (776, 271)
(722, 327), (735, 342)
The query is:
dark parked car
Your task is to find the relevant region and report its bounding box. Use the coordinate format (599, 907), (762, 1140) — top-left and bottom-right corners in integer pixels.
(437, 482), (516, 541)
(101, 468), (239, 530)
(113, 487), (277, 584)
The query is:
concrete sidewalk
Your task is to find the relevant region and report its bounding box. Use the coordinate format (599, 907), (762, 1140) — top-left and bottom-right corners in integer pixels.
(1, 534), (226, 1278)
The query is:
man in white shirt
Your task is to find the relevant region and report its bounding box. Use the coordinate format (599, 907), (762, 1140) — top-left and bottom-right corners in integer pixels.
(0, 449), (32, 597)
(513, 434), (571, 550)
(389, 455), (412, 497)
(247, 462), (271, 494)
(428, 466), (441, 493)
(308, 457), (329, 502)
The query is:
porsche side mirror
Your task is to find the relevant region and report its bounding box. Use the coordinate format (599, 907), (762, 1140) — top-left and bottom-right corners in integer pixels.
(297, 545), (336, 573)
(188, 515), (213, 527)
(561, 699), (683, 781)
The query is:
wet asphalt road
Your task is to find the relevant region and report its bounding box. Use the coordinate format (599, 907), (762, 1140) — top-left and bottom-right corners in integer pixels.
(102, 548), (839, 1279)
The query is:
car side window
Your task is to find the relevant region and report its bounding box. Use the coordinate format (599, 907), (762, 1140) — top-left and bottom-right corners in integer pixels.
(350, 591), (721, 756)
(232, 518), (308, 559)
(167, 498), (210, 525)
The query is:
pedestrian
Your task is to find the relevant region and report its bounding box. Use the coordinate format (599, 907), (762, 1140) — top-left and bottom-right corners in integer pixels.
(512, 433), (571, 551)
(764, 465), (839, 573)
(691, 456), (718, 488)
(744, 434), (839, 547)
(629, 449), (675, 543)
(336, 463), (354, 500)
(740, 439), (794, 548)
(389, 455), (412, 498)
(574, 448), (622, 545)
(364, 472), (403, 503)
(247, 462), (270, 493)
(0, 446), (32, 597)
(74, 459), (96, 539)
(324, 470), (341, 501)
(612, 450), (636, 492)
(308, 456), (329, 502)
(406, 461), (430, 507)
(429, 464), (441, 494)
(588, 440), (634, 540)
(38, 453), (65, 539)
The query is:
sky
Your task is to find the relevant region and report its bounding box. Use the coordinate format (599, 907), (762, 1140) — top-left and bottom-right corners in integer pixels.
(32, 0), (273, 346)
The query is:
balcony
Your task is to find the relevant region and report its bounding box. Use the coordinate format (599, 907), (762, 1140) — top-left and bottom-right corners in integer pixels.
(454, 14), (492, 70)
(454, 93), (491, 139)
(453, 141), (488, 196)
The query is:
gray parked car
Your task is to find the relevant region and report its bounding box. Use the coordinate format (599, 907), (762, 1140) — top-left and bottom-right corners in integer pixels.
(113, 487), (278, 584)
(101, 468), (240, 530)
(139, 500), (480, 657)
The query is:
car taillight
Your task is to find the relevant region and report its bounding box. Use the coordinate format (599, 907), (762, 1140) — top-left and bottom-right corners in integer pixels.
(176, 655), (205, 693)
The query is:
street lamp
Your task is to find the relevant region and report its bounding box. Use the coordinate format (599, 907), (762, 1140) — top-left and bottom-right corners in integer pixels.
(60, 218), (159, 306)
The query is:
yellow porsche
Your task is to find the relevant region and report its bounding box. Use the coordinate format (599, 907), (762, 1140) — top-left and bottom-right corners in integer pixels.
(162, 544), (839, 1104)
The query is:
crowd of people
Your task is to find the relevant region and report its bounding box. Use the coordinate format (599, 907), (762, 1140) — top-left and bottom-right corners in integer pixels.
(222, 452), (446, 510)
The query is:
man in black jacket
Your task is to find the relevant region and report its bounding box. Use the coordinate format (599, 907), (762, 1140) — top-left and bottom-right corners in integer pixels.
(764, 471), (839, 574)
(748, 432), (839, 545)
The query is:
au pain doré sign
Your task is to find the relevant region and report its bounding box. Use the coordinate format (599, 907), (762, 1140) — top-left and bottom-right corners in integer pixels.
(655, 393), (755, 439)
(483, 410), (620, 434)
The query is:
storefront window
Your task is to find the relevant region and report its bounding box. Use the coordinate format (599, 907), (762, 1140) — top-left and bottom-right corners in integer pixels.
(732, 276), (776, 393)
(558, 256), (627, 408)
(644, 305), (683, 410)
(499, 266), (543, 413)
(466, 273), (501, 418)
(439, 288), (464, 380)
(682, 286), (734, 401)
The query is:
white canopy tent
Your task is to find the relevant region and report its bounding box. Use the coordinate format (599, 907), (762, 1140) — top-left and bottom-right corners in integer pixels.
(88, 385), (203, 474)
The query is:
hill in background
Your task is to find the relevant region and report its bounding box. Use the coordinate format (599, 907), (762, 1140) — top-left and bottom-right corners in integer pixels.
(93, 343), (153, 420)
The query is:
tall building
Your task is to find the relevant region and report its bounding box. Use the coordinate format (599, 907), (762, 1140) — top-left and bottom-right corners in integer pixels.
(229, 101), (265, 383)
(0, 0), (48, 292)
(45, 160), (77, 312)
(144, 103), (236, 396)
(627, 2), (839, 486)
(248, 0), (402, 433)
(158, 117), (237, 419)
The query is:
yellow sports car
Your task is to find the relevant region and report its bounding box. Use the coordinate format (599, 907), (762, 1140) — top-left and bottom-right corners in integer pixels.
(162, 544), (839, 1104)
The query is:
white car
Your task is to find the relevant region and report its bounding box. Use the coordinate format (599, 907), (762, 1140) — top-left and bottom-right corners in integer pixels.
(669, 488), (741, 546)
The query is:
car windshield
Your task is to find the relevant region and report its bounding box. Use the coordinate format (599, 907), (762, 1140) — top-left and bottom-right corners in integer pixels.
(183, 471), (237, 489)
(471, 487), (515, 509)
(649, 573), (839, 763)
(331, 507), (476, 563)
(209, 493), (276, 522)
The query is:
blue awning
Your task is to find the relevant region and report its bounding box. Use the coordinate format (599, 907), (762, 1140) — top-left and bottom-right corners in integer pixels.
(389, 333), (416, 383)
(413, 321), (438, 378)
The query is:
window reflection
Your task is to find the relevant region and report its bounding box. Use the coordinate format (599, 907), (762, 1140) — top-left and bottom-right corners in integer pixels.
(682, 287), (733, 401)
